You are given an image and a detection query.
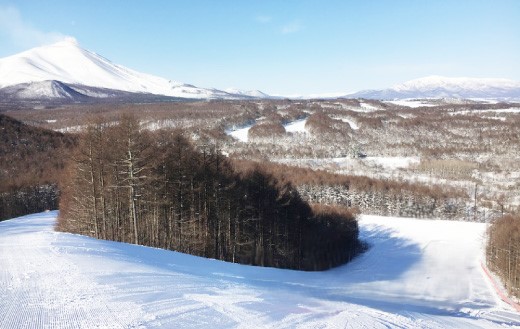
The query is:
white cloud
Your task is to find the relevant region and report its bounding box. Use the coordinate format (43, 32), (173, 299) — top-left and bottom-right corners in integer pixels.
(0, 5), (71, 48)
(281, 21), (303, 34)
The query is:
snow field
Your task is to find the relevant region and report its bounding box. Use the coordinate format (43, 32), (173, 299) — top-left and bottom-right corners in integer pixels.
(226, 125), (252, 143)
(1, 212), (520, 328)
(386, 99), (439, 108)
(283, 118), (308, 134)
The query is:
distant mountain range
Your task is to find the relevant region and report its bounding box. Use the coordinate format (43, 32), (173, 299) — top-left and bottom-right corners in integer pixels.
(347, 76), (520, 100)
(1, 38), (519, 103)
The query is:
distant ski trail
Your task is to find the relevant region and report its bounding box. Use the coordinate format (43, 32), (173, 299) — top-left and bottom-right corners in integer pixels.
(1, 212), (520, 328)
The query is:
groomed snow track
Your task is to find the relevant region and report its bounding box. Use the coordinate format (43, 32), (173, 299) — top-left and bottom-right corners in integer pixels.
(1, 211), (520, 328)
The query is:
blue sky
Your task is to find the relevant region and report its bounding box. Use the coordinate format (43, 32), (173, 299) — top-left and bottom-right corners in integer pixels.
(0, 1), (519, 95)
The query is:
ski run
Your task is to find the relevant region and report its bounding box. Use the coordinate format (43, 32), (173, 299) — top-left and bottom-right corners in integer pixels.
(1, 211), (520, 328)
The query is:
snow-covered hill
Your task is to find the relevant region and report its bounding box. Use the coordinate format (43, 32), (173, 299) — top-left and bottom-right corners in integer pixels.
(348, 76), (520, 100)
(0, 80), (89, 101)
(225, 88), (273, 99)
(2, 211), (519, 328)
(0, 38), (267, 100)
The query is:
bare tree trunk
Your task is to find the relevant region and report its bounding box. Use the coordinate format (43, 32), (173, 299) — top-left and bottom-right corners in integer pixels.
(127, 146), (139, 245)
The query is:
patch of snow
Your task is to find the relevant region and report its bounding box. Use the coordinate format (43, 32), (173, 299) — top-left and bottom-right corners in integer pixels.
(364, 156), (420, 169)
(226, 124), (253, 143)
(386, 99), (438, 108)
(359, 102), (379, 111)
(284, 118), (308, 134)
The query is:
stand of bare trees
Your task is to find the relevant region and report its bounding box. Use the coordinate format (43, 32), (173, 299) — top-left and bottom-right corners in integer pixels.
(487, 214), (520, 298)
(57, 115), (360, 270)
(0, 114), (76, 221)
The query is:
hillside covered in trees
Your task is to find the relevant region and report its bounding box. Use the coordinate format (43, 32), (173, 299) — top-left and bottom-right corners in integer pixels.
(57, 115), (360, 270)
(0, 114), (76, 221)
(487, 214), (520, 298)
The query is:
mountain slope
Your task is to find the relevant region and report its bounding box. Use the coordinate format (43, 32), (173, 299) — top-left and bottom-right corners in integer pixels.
(0, 38), (265, 100)
(348, 76), (520, 100)
(224, 88), (273, 98)
(0, 80), (90, 101)
(1, 211), (519, 328)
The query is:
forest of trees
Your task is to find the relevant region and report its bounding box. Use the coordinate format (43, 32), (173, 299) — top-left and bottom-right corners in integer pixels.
(0, 114), (76, 221)
(233, 160), (472, 221)
(487, 214), (520, 298)
(57, 115), (360, 270)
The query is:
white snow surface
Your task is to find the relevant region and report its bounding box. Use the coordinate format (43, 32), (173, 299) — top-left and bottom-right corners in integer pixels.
(0, 38), (242, 99)
(386, 99), (439, 108)
(359, 102), (380, 111)
(284, 118), (309, 134)
(226, 124), (252, 143)
(364, 156), (420, 169)
(2, 211), (520, 328)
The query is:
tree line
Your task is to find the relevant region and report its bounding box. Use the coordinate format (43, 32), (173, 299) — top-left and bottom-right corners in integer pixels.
(487, 214), (520, 298)
(0, 114), (76, 221)
(232, 160), (472, 221)
(57, 115), (360, 270)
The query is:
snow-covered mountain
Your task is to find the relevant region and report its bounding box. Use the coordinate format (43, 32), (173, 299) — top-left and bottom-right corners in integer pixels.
(0, 38), (268, 101)
(348, 76), (520, 100)
(0, 80), (89, 101)
(224, 88), (272, 99)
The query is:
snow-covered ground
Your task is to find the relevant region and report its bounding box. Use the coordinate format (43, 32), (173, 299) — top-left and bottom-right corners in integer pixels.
(359, 102), (380, 111)
(226, 124), (252, 143)
(364, 156), (420, 169)
(386, 99), (439, 108)
(284, 118), (308, 134)
(1, 211), (520, 328)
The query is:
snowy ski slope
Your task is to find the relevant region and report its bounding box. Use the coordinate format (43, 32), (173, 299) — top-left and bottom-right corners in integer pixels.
(1, 211), (520, 328)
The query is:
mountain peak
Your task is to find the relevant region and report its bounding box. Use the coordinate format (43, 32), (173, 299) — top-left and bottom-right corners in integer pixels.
(0, 38), (267, 100)
(0, 40), (203, 98)
(51, 37), (80, 47)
